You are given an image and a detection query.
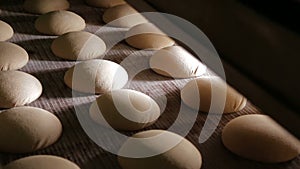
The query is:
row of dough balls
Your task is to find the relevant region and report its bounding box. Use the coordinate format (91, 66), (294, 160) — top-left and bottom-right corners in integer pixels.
(1, 2), (201, 169)
(23, 0), (126, 14)
(0, 1), (64, 158)
(1, 130), (202, 169)
(0, 22), (43, 108)
(9, 0), (297, 168)
(4, 1), (298, 168)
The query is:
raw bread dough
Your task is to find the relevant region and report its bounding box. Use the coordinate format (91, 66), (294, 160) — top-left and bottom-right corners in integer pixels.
(35, 10), (86, 35)
(102, 4), (148, 28)
(118, 130), (202, 169)
(0, 20), (13, 41)
(51, 31), (106, 60)
(23, 0), (70, 14)
(0, 71), (43, 108)
(64, 59), (128, 94)
(3, 155), (80, 169)
(85, 0), (126, 8)
(181, 77), (247, 113)
(89, 89), (160, 131)
(150, 46), (206, 78)
(0, 107), (62, 153)
(222, 114), (300, 163)
(0, 42), (29, 71)
(125, 23), (175, 50)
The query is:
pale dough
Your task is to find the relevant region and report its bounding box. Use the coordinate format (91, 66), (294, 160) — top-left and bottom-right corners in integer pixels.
(118, 130), (202, 169)
(4, 155), (80, 169)
(0, 106), (62, 153)
(150, 46), (206, 78)
(51, 31), (106, 60)
(89, 89), (160, 131)
(0, 71), (43, 108)
(181, 77), (247, 113)
(0, 20), (13, 41)
(64, 59), (128, 94)
(222, 114), (300, 163)
(0, 42), (29, 71)
(24, 0), (70, 14)
(125, 23), (175, 50)
(85, 0), (126, 8)
(35, 10), (86, 35)
(102, 4), (148, 28)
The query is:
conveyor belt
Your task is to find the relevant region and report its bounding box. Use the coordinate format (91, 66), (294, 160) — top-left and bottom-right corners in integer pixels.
(0, 0), (299, 168)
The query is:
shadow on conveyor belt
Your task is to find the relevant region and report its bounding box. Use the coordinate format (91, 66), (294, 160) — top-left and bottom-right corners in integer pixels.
(17, 38), (68, 61)
(82, 154), (122, 169)
(31, 68), (73, 99)
(0, 0), (24, 13)
(0, 15), (40, 35)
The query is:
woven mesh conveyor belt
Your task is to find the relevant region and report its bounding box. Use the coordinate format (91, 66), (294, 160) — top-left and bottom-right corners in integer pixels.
(0, 0), (299, 169)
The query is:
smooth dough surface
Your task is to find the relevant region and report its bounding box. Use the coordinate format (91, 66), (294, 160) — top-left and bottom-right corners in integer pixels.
(85, 0), (126, 8)
(64, 59), (128, 94)
(24, 0), (70, 14)
(118, 130), (202, 169)
(90, 89), (160, 131)
(150, 46), (206, 78)
(181, 77), (247, 113)
(0, 42), (29, 71)
(0, 71), (43, 108)
(51, 31), (106, 60)
(35, 10), (86, 35)
(222, 114), (300, 163)
(0, 20), (13, 41)
(3, 155), (80, 169)
(125, 23), (175, 50)
(0, 107), (62, 153)
(102, 4), (148, 28)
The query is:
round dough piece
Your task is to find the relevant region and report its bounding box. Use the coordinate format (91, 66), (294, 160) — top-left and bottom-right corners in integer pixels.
(0, 107), (62, 153)
(222, 114), (300, 163)
(35, 10), (86, 35)
(125, 23), (175, 50)
(0, 71), (43, 108)
(85, 0), (126, 8)
(150, 46), (206, 78)
(118, 130), (202, 169)
(64, 59), (128, 94)
(23, 0), (70, 14)
(51, 31), (106, 60)
(3, 155), (80, 169)
(0, 20), (13, 41)
(102, 4), (148, 28)
(181, 77), (247, 113)
(0, 42), (29, 71)
(90, 89), (160, 131)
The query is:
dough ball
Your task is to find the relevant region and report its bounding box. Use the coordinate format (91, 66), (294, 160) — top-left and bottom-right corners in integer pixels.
(51, 31), (106, 60)
(64, 59), (128, 94)
(222, 114), (300, 163)
(102, 4), (148, 28)
(85, 0), (126, 8)
(0, 106), (62, 153)
(118, 130), (202, 169)
(125, 23), (175, 50)
(90, 89), (160, 131)
(0, 42), (29, 71)
(181, 77), (247, 113)
(35, 10), (86, 35)
(3, 155), (80, 169)
(0, 20), (13, 41)
(0, 71), (43, 108)
(23, 0), (70, 14)
(150, 46), (206, 78)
